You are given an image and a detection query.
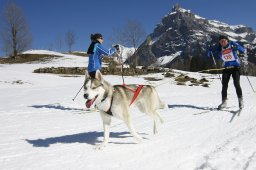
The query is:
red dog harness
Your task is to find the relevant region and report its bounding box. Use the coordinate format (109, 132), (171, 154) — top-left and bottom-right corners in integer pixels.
(105, 84), (144, 116)
(121, 84), (144, 106)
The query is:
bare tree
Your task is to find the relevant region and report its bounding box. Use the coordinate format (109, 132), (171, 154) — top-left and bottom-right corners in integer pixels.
(65, 30), (75, 53)
(110, 20), (146, 67)
(110, 20), (146, 49)
(55, 34), (63, 52)
(0, 2), (32, 58)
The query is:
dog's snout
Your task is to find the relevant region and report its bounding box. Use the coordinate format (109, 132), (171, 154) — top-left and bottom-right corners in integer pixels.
(84, 93), (89, 99)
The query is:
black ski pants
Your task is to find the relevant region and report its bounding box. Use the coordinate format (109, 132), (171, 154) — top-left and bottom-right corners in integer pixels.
(221, 67), (243, 100)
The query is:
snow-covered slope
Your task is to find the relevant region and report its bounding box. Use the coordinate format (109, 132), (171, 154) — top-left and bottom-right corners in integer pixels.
(21, 50), (87, 70)
(1, 51), (256, 170)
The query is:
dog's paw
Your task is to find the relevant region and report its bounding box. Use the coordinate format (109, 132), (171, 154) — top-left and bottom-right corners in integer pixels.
(94, 143), (106, 150)
(134, 136), (143, 143)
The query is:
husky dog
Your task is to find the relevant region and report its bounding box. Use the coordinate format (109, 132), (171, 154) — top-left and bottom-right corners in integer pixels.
(84, 71), (165, 149)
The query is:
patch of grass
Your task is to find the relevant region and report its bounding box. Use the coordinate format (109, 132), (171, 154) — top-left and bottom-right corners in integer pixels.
(64, 52), (88, 57)
(201, 83), (210, 87)
(199, 78), (209, 83)
(12, 80), (23, 84)
(175, 75), (192, 82)
(144, 77), (163, 81)
(164, 72), (175, 77)
(174, 74), (210, 88)
(0, 54), (60, 64)
(177, 82), (186, 85)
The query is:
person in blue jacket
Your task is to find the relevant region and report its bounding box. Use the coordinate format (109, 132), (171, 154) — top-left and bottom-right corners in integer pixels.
(87, 33), (119, 78)
(208, 35), (245, 110)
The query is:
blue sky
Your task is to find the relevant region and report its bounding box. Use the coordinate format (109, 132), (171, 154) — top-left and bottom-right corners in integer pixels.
(0, 0), (255, 55)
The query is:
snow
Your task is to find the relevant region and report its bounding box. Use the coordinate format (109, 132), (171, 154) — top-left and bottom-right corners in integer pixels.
(208, 20), (232, 28)
(207, 21), (250, 43)
(1, 50), (256, 170)
(178, 8), (191, 13)
(118, 46), (135, 62)
(230, 25), (246, 30)
(195, 14), (205, 20)
(22, 50), (87, 68)
(149, 36), (160, 45)
(193, 30), (205, 37)
(167, 11), (177, 16)
(253, 38), (256, 44)
(156, 51), (182, 65)
(223, 31), (240, 38)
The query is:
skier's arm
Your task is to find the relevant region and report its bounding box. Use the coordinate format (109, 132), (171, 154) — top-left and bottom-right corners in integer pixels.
(230, 41), (245, 54)
(207, 45), (221, 58)
(96, 44), (116, 56)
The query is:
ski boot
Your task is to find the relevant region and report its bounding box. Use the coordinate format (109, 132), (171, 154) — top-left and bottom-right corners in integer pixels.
(238, 98), (244, 109)
(218, 99), (227, 110)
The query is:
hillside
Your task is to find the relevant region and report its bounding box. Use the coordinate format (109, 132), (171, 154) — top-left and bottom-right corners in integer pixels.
(1, 50), (256, 169)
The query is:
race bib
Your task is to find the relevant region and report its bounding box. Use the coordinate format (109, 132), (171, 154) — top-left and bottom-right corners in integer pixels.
(221, 48), (236, 62)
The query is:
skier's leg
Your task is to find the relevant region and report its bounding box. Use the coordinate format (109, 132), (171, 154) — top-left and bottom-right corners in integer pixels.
(232, 68), (243, 109)
(219, 70), (231, 109)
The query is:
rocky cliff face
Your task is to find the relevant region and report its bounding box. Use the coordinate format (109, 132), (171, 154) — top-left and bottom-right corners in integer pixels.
(132, 4), (256, 74)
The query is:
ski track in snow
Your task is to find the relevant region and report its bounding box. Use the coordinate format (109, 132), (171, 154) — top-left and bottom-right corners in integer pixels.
(196, 125), (256, 170)
(195, 105), (256, 170)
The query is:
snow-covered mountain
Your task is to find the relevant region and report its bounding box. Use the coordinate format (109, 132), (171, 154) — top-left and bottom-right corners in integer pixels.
(132, 4), (256, 73)
(111, 45), (136, 63)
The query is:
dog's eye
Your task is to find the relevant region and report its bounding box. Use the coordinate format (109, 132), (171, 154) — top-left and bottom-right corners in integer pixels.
(92, 84), (102, 90)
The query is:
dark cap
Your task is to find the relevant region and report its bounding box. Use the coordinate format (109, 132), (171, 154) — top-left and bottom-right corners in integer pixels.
(219, 35), (229, 41)
(90, 33), (103, 41)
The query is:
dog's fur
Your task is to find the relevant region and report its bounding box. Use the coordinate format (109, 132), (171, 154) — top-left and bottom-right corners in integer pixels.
(84, 71), (165, 149)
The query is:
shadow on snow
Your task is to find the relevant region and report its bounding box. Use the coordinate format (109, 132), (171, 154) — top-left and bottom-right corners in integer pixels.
(168, 104), (213, 111)
(168, 104), (240, 123)
(25, 131), (137, 147)
(29, 103), (84, 112)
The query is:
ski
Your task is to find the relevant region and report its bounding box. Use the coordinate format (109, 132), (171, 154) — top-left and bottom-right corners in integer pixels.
(193, 108), (218, 115)
(236, 109), (242, 116)
(229, 108), (243, 116)
(193, 107), (233, 115)
(229, 109), (243, 122)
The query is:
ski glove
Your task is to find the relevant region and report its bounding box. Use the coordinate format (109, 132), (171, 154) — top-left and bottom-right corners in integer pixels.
(207, 45), (213, 57)
(114, 45), (120, 51)
(232, 45), (238, 51)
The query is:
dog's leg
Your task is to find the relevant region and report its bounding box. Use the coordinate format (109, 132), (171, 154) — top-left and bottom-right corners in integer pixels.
(153, 119), (158, 134)
(152, 114), (160, 134)
(156, 111), (164, 124)
(125, 115), (143, 142)
(95, 111), (111, 150)
(153, 111), (164, 134)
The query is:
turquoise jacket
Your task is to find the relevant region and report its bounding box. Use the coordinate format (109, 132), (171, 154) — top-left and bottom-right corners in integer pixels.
(88, 43), (116, 72)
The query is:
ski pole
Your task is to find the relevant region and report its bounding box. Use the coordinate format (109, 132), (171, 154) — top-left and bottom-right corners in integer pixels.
(121, 61), (125, 85)
(198, 68), (226, 73)
(72, 84), (84, 101)
(240, 51), (255, 93)
(210, 51), (222, 83)
(116, 45), (125, 85)
(246, 75), (256, 93)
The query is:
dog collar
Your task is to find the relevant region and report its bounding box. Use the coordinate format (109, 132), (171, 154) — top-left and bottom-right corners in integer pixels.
(105, 96), (113, 116)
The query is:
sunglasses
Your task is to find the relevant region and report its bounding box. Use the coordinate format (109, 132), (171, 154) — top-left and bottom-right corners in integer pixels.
(219, 39), (227, 43)
(98, 37), (103, 40)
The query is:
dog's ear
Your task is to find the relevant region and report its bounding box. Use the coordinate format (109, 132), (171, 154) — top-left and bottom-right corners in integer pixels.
(85, 70), (90, 80)
(95, 70), (103, 81)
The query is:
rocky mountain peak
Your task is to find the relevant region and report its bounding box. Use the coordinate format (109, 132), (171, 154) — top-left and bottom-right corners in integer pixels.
(131, 5), (256, 75)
